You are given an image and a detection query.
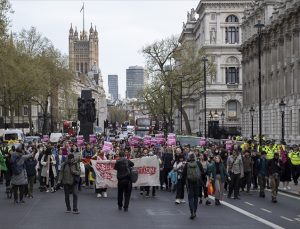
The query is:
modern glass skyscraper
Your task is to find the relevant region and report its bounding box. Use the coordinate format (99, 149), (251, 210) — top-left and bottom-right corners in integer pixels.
(126, 66), (144, 99)
(108, 74), (118, 101)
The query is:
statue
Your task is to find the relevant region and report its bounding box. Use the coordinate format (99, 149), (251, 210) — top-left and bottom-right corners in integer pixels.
(190, 8), (196, 21)
(86, 98), (96, 122)
(210, 29), (216, 44)
(78, 98), (86, 122)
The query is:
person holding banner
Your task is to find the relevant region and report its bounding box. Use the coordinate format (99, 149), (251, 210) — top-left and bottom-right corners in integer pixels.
(92, 150), (108, 198)
(173, 154), (186, 204)
(82, 144), (94, 188)
(114, 151), (134, 212)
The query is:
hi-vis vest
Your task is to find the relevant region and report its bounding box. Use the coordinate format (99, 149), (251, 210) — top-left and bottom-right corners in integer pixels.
(289, 152), (300, 166)
(265, 146), (274, 160)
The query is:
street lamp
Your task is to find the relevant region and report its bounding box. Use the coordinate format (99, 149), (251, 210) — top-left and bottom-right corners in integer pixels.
(249, 106), (255, 140)
(221, 111), (225, 128)
(209, 111), (213, 121)
(179, 76), (183, 135)
(198, 116), (201, 136)
(279, 99), (286, 143)
(202, 56), (208, 139)
(162, 85), (167, 138)
(214, 110), (219, 121)
(254, 20), (264, 150)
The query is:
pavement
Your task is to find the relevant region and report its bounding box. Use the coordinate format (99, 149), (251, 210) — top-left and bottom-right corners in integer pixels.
(0, 185), (300, 229)
(278, 183), (300, 196)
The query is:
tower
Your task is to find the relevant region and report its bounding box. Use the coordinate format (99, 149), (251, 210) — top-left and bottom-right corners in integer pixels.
(68, 23), (99, 74)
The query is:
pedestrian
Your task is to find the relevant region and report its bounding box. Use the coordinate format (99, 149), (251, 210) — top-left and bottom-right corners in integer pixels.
(256, 151), (268, 198)
(92, 149), (108, 198)
(198, 153), (211, 205)
(227, 151), (244, 199)
(280, 149), (291, 190)
(242, 150), (253, 193)
(268, 152), (281, 203)
(161, 146), (174, 191)
(58, 153), (81, 214)
(182, 153), (203, 220)
(114, 151), (134, 212)
(173, 154), (186, 204)
(209, 155), (229, 206)
(10, 146), (33, 204)
(82, 143), (94, 188)
(25, 148), (37, 198)
(41, 147), (57, 193)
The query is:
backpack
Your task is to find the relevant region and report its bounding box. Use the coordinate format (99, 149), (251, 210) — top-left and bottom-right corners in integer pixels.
(11, 155), (23, 175)
(130, 166), (139, 183)
(117, 159), (130, 180)
(187, 161), (201, 182)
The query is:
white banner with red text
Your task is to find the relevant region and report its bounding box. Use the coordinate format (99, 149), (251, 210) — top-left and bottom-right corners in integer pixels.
(91, 156), (160, 188)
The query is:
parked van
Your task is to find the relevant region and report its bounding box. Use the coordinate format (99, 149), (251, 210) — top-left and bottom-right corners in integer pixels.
(3, 129), (25, 143)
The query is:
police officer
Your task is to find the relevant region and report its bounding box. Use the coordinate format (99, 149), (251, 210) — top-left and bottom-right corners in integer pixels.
(289, 145), (300, 185)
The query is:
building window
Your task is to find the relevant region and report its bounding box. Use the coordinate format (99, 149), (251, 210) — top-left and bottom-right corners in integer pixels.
(85, 63), (88, 74)
(226, 15), (239, 22)
(226, 67), (239, 84)
(227, 100), (237, 119)
(225, 15), (239, 44)
(80, 63), (83, 73)
(23, 105), (28, 116)
(211, 13), (216, 20)
(76, 63), (79, 71)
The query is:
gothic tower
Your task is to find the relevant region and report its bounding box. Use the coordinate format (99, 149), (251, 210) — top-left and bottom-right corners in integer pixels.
(68, 23), (99, 74)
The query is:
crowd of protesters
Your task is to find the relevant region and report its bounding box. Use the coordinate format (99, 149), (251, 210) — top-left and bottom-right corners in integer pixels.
(0, 136), (300, 219)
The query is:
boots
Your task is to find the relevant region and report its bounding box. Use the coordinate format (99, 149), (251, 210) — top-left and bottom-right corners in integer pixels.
(215, 199), (221, 206)
(271, 197), (277, 203)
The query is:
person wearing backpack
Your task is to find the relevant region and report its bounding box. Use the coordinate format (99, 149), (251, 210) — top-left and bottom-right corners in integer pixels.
(114, 151), (134, 212)
(10, 146), (33, 204)
(182, 153), (204, 220)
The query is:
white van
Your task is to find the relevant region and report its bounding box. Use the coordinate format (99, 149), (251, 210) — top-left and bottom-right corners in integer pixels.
(3, 129), (25, 143)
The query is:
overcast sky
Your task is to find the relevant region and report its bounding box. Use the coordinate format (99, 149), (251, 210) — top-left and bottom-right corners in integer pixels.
(10, 0), (199, 98)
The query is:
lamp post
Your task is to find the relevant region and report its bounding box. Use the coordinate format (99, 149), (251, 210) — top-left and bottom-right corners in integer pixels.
(170, 82), (173, 133)
(202, 56), (208, 138)
(198, 116), (201, 136)
(249, 106), (255, 140)
(162, 85), (167, 138)
(279, 99), (286, 143)
(221, 111), (225, 128)
(208, 111), (213, 138)
(254, 20), (264, 149)
(179, 76), (183, 135)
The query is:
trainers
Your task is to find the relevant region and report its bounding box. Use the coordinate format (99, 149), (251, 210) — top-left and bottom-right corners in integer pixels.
(102, 192), (108, 198)
(97, 193), (102, 198)
(118, 206), (122, 210)
(180, 199), (185, 203)
(65, 209), (71, 213)
(287, 186), (291, 190)
(72, 209), (80, 214)
(205, 200), (212, 206)
(175, 199), (180, 204)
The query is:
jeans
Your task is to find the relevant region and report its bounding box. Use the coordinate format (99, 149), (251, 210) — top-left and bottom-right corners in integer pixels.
(162, 168), (172, 190)
(242, 171), (252, 192)
(228, 172), (240, 198)
(176, 179), (185, 199)
(64, 184), (78, 211)
(118, 180), (132, 209)
(199, 176), (208, 199)
(258, 174), (266, 194)
(214, 175), (224, 200)
(187, 182), (199, 214)
(13, 185), (25, 201)
(85, 166), (91, 186)
(291, 165), (300, 184)
(27, 176), (35, 196)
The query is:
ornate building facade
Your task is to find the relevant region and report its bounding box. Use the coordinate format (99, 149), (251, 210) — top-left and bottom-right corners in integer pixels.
(240, 0), (300, 144)
(179, 0), (251, 135)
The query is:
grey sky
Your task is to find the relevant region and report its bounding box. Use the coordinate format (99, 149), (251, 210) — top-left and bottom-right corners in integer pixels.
(10, 0), (199, 98)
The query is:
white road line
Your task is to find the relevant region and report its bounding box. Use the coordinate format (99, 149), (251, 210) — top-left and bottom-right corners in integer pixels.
(208, 196), (284, 229)
(294, 218), (300, 222)
(280, 216), (294, 222)
(260, 208), (272, 213)
(244, 202), (254, 206)
(267, 190), (300, 201)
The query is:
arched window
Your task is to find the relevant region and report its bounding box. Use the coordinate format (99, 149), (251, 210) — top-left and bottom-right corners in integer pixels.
(226, 15), (239, 23)
(225, 15), (239, 44)
(228, 100), (237, 119)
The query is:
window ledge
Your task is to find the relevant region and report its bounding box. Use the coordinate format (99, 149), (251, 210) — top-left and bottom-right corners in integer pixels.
(227, 84), (239, 88)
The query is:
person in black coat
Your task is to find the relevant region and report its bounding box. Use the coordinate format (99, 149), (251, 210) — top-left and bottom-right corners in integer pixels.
(182, 153), (204, 220)
(114, 151), (134, 212)
(25, 149), (37, 198)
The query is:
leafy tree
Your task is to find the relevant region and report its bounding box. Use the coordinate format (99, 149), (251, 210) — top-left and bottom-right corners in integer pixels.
(141, 37), (215, 135)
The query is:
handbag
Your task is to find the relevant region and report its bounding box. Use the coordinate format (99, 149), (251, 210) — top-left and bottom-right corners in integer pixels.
(207, 180), (215, 195)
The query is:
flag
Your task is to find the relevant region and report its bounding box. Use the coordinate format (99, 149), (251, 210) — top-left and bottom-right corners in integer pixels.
(80, 3), (84, 12)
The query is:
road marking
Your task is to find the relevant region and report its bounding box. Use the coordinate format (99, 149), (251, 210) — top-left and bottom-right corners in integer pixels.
(244, 202), (254, 206)
(280, 216), (294, 222)
(267, 190), (300, 201)
(208, 196), (284, 229)
(260, 208), (272, 213)
(294, 218), (300, 222)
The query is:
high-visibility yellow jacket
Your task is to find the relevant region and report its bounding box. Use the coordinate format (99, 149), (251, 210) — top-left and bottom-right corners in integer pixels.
(289, 152), (300, 165)
(265, 146), (274, 160)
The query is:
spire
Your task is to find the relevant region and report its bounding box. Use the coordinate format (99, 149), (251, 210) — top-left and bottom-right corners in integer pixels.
(94, 26), (98, 36)
(69, 23), (74, 33)
(74, 26), (78, 37)
(89, 23), (94, 33)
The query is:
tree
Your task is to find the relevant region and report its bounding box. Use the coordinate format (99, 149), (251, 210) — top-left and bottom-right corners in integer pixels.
(141, 37), (215, 135)
(0, 0), (12, 43)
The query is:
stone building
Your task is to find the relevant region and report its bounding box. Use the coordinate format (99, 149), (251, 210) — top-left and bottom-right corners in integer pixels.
(179, 0), (251, 135)
(240, 0), (300, 144)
